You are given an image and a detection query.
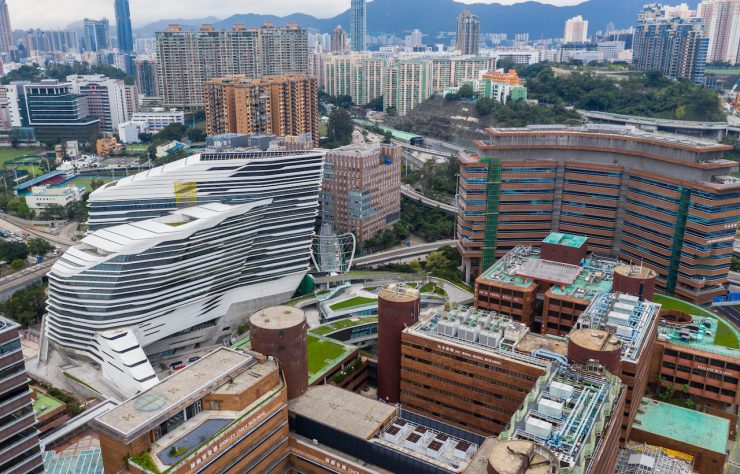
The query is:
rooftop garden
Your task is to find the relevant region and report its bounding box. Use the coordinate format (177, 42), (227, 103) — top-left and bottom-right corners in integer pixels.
(307, 334), (351, 375)
(329, 296), (377, 311)
(653, 294), (739, 349)
(310, 317), (379, 336)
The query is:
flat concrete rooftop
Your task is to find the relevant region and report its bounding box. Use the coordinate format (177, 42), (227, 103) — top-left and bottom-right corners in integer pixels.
(483, 124), (731, 150)
(633, 398), (729, 454)
(515, 333), (568, 357)
(94, 348), (255, 438)
(289, 385), (395, 440)
(543, 232), (587, 248)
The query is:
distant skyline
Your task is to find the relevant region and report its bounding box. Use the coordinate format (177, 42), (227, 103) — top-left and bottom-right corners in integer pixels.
(8, 0), (586, 30)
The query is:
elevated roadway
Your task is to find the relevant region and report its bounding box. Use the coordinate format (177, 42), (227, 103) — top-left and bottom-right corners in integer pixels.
(401, 185), (456, 214)
(354, 239), (457, 267)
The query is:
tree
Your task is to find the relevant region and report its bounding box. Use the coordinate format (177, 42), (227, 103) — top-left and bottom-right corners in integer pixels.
(366, 96), (384, 111)
(9, 259), (24, 271)
(40, 204), (66, 220)
(90, 178), (106, 191)
(138, 133), (153, 143)
(475, 97), (496, 116)
(0, 283), (47, 326)
(382, 131), (393, 144)
(457, 83), (475, 99)
(0, 241), (29, 262)
(65, 200), (89, 223)
(5, 197), (32, 219)
(186, 127), (206, 143)
(27, 238), (53, 257)
(156, 123), (187, 142)
(325, 108), (353, 148)
(425, 251), (451, 274)
(393, 222), (409, 240)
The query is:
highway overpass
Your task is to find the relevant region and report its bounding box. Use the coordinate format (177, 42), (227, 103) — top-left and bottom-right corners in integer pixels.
(354, 239), (458, 267)
(0, 258), (57, 302)
(401, 185), (456, 214)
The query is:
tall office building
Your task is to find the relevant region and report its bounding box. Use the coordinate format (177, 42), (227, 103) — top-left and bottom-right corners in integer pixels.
(456, 124), (740, 305)
(456, 9), (480, 55)
(83, 18), (111, 52)
(633, 4), (709, 82)
(321, 143), (401, 243)
(156, 23), (308, 108)
(331, 25), (348, 52)
(564, 15), (589, 43)
(20, 80), (101, 143)
(698, 0), (740, 65)
(0, 1), (12, 56)
(47, 149), (324, 392)
(134, 56), (159, 96)
(204, 74), (318, 145)
(351, 0), (367, 51)
(67, 74), (132, 132)
(114, 0), (133, 52)
(0, 316), (44, 474)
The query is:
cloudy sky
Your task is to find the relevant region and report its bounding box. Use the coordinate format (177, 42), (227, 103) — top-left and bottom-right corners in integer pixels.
(8, 0), (585, 29)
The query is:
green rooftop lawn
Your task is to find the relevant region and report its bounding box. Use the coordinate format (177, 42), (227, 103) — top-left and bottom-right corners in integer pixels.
(32, 390), (64, 417)
(307, 334), (349, 374)
(311, 317), (379, 336)
(329, 296), (377, 311)
(653, 294), (739, 349)
(420, 282), (446, 295)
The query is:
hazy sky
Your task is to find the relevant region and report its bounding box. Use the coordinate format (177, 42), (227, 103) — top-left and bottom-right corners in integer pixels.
(8, 0), (586, 29)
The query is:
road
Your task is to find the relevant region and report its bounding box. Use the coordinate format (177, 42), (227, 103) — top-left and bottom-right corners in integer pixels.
(401, 185), (456, 214)
(0, 212), (76, 250)
(354, 240), (457, 266)
(0, 258), (57, 300)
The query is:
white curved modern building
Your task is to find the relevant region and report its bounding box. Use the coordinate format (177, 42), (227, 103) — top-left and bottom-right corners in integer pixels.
(46, 150), (324, 393)
(86, 149), (324, 230)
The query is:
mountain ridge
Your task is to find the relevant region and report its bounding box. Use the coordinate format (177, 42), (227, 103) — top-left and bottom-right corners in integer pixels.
(135, 0), (700, 38)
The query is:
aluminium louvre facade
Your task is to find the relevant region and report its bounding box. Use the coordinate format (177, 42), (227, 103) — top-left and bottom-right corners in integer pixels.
(47, 149), (324, 366)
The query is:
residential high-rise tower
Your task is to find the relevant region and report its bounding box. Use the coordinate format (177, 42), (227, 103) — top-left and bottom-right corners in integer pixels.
(564, 15), (589, 43)
(456, 9), (480, 55)
(351, 0), (367, 51)
(83, 18), (111, 52)
(114, 0), (133, 52)
(633, 4), (709, 82)
(331, 25), (348, 52)
(204, 74), (318, 145)
(698, 0), (740, 65)
(134, 57), (159, 97)
(155, 23), (308, 108)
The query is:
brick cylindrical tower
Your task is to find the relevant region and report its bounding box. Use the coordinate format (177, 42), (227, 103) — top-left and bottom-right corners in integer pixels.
(612, 264), (657, 301)
(250, 306), (308, 399)
(567, 328), (622, 375)
(377, 284), (420, 403)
